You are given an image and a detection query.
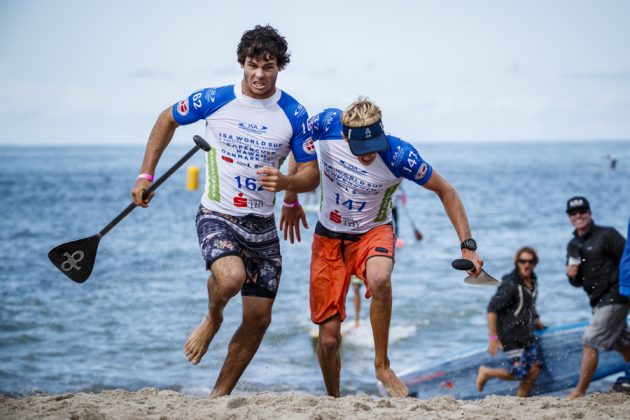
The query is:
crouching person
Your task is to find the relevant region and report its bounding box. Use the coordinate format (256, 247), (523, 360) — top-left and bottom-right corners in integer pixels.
(476, 247), (546, 397)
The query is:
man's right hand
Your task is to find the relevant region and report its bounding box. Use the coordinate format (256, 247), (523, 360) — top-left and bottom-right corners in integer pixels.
(487, 338), (502, 356)
(279, 203), (308, 243)
(131, 179), (154, 208)
(566, 264), (579, 277)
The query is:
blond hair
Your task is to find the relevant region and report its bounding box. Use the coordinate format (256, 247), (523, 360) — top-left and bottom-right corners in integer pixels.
(341, 96), (382, 127)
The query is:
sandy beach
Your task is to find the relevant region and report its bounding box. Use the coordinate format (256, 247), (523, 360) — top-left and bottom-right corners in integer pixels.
(1, 388), (629, 420)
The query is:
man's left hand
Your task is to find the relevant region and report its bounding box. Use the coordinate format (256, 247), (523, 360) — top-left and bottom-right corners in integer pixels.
(462, 249), (483, 276)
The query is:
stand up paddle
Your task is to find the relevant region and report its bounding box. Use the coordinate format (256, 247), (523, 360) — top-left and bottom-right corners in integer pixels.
(401, 204), (423, 241)
(48, 135), (211, 284)
(451, 259), (500, 286)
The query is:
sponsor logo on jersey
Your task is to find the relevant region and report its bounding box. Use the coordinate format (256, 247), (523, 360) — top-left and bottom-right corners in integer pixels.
(323, 111), (337, 132)
(414, 163), (428, 181)
(329, 209), (342, 224)
(206, 88), (216, 103)
(177, 99), (189, 116)
(390, 145), (402, 167)
(307, 114), (319, 132)
(339, 160), (368, 175)
(238, 122), (268, 134)
(221, 155), (234, 163)
(303, 139), (316, 155)
(294, 104), (305, 117)
(234, 193), (248, 208)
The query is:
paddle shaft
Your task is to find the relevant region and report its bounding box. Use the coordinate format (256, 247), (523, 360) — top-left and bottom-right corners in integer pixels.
(401, 203), (421, 236)
(97, 143), (202, 238)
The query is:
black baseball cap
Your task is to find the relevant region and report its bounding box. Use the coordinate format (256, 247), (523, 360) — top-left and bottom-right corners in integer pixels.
(342, 119), (388, 156)
(566, 196), (590, 214)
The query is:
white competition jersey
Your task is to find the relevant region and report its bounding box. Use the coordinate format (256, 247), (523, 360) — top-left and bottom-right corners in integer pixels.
(172, 84), (315, 216)
(310, 109), (433, 234)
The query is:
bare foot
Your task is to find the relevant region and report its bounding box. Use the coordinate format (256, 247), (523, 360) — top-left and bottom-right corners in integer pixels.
(566, 389), (585, 400)
(376, 367), (408, 398)
(184, 314), (222, 365)
(476, 366), (489, 391)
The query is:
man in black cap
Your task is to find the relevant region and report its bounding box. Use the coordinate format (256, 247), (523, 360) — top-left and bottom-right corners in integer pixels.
(272, 98), (482, 397)
(564, 196), (629, 398)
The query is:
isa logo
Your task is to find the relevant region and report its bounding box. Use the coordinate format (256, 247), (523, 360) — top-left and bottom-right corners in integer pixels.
(238, 122), (268, 134)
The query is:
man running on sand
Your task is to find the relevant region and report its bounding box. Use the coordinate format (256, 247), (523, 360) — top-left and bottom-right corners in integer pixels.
(276, 98), (483, 397)
(131, 25), (318, 398)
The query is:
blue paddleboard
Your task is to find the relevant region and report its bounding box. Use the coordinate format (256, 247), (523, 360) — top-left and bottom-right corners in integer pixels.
(379, 318), (629, 399)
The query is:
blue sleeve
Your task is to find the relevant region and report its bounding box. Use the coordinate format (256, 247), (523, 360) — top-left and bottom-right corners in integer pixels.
(277, 92), (316, 163)
(379, 136), (433, 185)
(620, 218), (630, 297)
(171, 85), (235, 126)
(309, 108), (343, 141)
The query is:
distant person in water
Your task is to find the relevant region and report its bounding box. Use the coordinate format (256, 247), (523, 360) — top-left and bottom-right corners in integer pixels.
(564, 196), (629, 399)
(476, 246), (546, 397)
(606, 154), (617, 170)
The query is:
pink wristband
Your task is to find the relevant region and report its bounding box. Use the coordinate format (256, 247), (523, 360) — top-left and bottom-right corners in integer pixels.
(489, 335), (498, 341)
(138, 173), (154, 182)
(282, 201), (300, 208)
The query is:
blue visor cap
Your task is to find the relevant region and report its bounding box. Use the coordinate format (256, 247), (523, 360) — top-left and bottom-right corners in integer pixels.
(342, 120), (388, 156)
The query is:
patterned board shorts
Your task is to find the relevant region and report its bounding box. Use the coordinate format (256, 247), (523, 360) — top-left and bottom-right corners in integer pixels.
(196, 206), (282, 299)
(503, 342), (544, 380)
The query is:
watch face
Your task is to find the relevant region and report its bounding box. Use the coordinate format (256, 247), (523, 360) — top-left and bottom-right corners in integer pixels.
(462, 239), (477, 250)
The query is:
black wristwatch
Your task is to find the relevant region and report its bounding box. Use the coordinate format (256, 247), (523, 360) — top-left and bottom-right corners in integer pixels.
(460, 238), (477, 251)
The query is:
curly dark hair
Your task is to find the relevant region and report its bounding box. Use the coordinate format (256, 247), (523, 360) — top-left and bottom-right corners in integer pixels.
(237, 25), (291, 69)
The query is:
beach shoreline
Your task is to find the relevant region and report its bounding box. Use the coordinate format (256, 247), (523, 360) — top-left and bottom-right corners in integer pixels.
(1, 388), (629, 420)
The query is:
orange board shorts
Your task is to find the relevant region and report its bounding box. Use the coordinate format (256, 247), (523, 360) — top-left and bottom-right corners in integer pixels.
(310, 222), (395, 324)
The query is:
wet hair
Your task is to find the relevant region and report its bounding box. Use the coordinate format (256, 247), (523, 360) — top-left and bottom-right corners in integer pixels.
(341, 96), (382, 127)
(514, 246), (539, 266)
(237, 25), (291, 69)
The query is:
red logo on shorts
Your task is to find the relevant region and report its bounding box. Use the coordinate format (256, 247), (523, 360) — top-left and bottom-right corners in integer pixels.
(234, 193), (248, 207)
(329, 209), (341, 224)
(222, 155), (234, 163)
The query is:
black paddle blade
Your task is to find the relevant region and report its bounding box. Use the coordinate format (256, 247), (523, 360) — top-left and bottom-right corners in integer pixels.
(48, 235), (100, 283)
(452, 258), (475, 271)
(414, 229), (423, 241)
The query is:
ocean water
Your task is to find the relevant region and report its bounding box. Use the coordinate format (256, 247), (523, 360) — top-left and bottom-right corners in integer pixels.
(0, 141), (629, 398)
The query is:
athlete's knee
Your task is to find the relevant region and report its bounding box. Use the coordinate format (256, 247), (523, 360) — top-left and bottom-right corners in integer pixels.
(242, 308), (272, 332)
(367, 271), (392, 298)
(213, 272), (246, 299)
(318, 333), (341, 355)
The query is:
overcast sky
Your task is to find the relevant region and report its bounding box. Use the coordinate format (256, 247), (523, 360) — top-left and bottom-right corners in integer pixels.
(1, 0), (629, 145)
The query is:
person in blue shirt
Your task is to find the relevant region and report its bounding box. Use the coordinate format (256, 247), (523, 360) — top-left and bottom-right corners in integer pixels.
(130, 25), (318, 398)
(613, 217), (630, 394)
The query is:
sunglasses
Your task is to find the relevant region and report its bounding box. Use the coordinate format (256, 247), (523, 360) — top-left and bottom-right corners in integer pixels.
(517, 259), (535, 265)
(568, 209), (589, 217)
